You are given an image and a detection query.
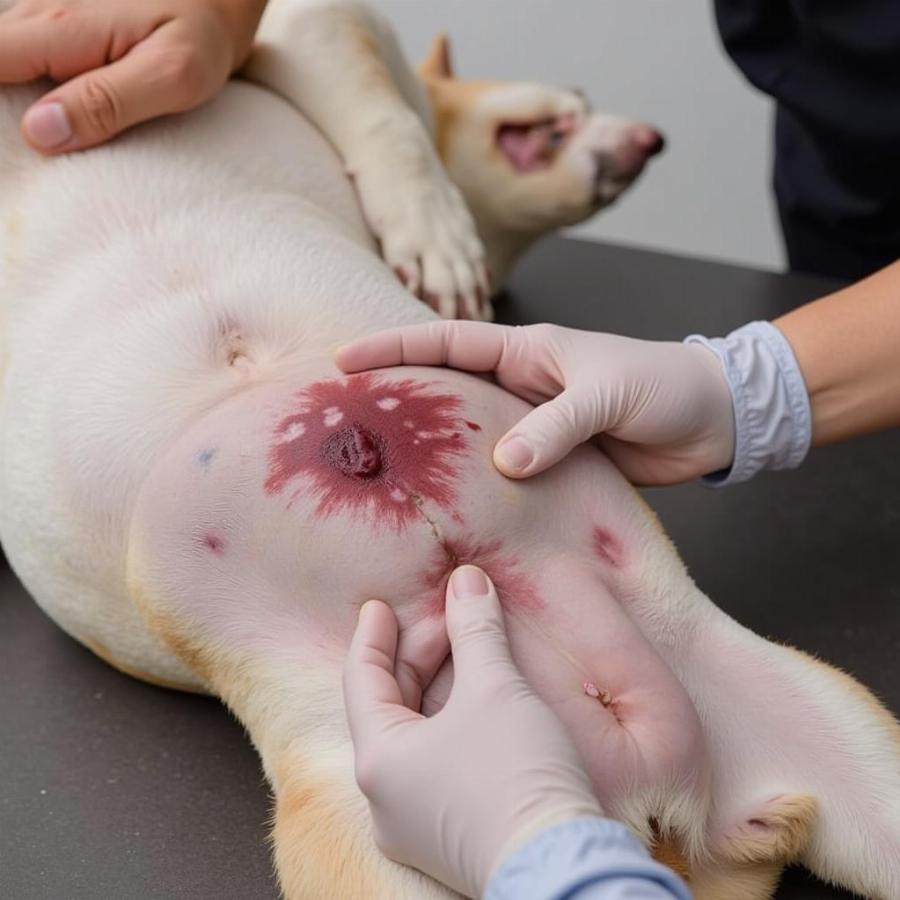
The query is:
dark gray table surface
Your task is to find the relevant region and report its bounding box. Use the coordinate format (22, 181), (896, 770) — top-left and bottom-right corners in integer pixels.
(2, 236), (898, 900)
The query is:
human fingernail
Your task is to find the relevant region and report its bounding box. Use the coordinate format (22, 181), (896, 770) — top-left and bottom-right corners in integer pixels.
(450, 566), (489, 599)
(23, 102), (72, 149)
(495, 436), (533, 473)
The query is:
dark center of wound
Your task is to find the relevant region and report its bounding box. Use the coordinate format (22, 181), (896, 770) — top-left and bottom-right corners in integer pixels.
(322, 424), (383, 478)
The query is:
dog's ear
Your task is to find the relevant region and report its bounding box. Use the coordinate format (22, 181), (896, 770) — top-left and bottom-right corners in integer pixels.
(419, 33), (454, 80)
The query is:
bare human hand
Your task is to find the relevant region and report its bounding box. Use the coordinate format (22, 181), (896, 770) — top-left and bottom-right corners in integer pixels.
(0, 0), (267, 153)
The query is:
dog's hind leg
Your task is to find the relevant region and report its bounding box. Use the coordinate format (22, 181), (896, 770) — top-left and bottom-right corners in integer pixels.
(126, 581), (459, 899)
(244, 0), (489, 320)
(670, 623), (900, 900)
(127, 560), (461, 899)
(127, 535), (461, 898)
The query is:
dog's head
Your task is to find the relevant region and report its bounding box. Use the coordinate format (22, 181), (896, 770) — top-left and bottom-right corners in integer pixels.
(419, 35), (663, 282)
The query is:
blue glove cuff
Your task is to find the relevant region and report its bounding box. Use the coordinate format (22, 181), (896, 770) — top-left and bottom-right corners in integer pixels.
(685, 321), (812, 486)
(484, 816), (691, 900)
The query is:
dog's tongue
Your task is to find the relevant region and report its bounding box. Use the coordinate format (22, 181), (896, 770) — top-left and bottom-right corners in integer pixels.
(497, 115), (577, 172)
(497, 122), (554, 172)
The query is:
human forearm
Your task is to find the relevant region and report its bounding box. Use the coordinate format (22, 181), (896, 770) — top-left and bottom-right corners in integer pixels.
(775, 259), (900, 446)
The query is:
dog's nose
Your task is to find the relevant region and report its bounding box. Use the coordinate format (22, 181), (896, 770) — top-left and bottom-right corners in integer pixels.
(633, 126), (665, 157)
(611, 126), (666, 178)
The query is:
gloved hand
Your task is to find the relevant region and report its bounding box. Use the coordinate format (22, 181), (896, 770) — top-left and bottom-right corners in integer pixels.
(0, 0), (266, 153)
(336, 321), (735, 485)
(343, 565), (603, 899)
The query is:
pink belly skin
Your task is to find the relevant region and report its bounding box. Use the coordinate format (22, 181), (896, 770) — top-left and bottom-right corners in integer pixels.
(134, 367), (709, 821)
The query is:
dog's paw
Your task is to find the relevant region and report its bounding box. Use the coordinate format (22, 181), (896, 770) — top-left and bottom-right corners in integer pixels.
(350, 132), (491, 320)
(384, 176), (491, 322)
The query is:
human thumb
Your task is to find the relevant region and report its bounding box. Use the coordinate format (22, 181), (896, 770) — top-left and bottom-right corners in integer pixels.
(22, 44), (200, 154)
(445, 566), (517, 686)
(493, 387), (601, 478)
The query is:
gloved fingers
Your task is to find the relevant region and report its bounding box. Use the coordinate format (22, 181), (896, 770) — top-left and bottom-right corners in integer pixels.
(335, 321), (515, 374)
(444, 566), (519, 691)
(492, 387), (599, 478)
(343, 600), (418, 750)
(393, 612), (452, 712)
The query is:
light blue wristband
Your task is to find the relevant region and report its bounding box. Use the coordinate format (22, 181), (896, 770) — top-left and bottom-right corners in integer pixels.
(484, 816), (691, 900)
(684, 321), (812, 486)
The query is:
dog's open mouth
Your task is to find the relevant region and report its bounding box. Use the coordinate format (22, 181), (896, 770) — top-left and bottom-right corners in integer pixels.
(496, 114), (578, 172)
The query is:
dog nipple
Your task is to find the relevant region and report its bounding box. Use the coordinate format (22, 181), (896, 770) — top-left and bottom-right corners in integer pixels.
(322, 424), (383, 478)
(583, 682), (612, 705)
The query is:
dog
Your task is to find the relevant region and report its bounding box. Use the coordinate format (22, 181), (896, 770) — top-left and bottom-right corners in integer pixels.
(1, 1), (898, 898)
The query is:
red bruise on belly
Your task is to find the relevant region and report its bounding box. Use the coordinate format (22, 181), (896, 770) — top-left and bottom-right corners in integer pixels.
(265, 374), (471, 528)
(419, 536), (542, 617)
(199, 531), (226, 556)
(592, 525), (623, 567)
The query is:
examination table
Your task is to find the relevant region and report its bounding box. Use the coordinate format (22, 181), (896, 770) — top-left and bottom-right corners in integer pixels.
(2, 236), (898, 899)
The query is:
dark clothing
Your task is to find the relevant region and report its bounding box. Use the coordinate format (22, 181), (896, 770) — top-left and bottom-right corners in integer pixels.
(714, 1), (900, 280)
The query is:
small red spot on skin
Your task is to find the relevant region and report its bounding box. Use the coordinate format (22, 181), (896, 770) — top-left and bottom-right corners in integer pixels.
(420, 536), (542, 617)
(200, 532), (226, 556)
(265, 374), (471, 529)
(465, 421), (481, 432)
(592, 525), (622, 567)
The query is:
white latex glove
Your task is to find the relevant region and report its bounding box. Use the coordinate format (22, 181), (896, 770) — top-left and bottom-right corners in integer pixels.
(336, 321), (735, 485)
(343, 565), (603, 899)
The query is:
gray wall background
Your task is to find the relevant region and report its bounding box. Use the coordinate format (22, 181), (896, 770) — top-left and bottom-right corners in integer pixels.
(374, 0), (785, 272)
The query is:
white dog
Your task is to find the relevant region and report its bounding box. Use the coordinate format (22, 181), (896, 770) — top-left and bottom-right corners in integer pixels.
(1, 2), (898, 898)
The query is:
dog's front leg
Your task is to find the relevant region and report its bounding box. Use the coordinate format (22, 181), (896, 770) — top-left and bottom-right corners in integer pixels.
(245, 0), (489, 320)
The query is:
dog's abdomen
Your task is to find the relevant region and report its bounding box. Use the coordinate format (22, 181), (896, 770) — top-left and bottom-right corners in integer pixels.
(0, 74), (413, 687)
(125, 362), (713, 858)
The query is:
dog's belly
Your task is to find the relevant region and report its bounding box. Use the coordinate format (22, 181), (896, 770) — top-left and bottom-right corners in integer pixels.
(0, 77), (407, 687)
(2, 70), (703, 856)
(128, 363), (710, 822)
